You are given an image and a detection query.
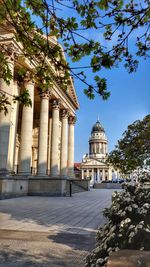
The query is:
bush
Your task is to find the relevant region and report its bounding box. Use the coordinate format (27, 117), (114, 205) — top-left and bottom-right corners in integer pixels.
(85, 181), (150, 267)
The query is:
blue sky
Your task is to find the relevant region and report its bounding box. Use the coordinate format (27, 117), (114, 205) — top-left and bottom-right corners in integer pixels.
(32, 1), (150, 162)
(48, 1), (150, 162)
(74, 58), (150, 162)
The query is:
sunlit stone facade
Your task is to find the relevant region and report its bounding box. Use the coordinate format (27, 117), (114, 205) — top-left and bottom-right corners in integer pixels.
(0, 25), (80, 197)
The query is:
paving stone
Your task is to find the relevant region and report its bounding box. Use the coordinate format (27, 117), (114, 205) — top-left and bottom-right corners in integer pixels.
(0, 189), (116, 266)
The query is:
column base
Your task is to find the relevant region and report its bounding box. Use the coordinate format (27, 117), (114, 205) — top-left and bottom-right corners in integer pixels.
(0, 170), (15, 178)
(17, 172), (31, 177)
(59, 174), (68, 179)
(36, 173), (49, 178)
(0, 169), (9, 175)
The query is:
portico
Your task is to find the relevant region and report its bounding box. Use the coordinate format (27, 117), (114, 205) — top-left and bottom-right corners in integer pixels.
(0, 26), (80, 198)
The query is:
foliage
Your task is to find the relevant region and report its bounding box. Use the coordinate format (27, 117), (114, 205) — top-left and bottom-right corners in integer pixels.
(0, 92), (11, 114)
(85, 181), (150, 267)
(107, 115), (150, 174)
(0, 89), (32, 114)
(0, 0), (150, 110)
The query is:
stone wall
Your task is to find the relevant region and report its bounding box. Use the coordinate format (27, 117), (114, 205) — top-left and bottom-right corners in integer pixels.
(0, 177), (28, 199)
(0, 177), (90, 199)
(66, 179), (90, 195)
(28, 177), (67, 196)
(94, 183), (122, 189)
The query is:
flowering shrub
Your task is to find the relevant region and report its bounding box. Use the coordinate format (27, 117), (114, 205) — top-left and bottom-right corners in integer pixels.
(85, 183), (150, 267)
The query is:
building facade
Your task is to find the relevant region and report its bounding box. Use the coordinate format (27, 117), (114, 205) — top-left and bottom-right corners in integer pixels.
(81, 120), (118, 185)
(0, 24), (82, 198)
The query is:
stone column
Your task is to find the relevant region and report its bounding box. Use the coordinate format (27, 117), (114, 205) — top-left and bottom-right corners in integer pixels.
(103, 143), (105, 154)
(105, 143), (107, 154)
(86, 169), (89, 179)
(60, 109), (68, 177)
(47, 117), (52, 175)
(0, 45), (14, 174)
(68, 116), (76, 178)
(8, 80), (20, 172)
(97, 168), (100, 183)
(98, 143), (101, 154)
(92, 169), (94, 184)
(95, 143), (97, 154)
(100, 143), (102, 153)
(19, 78), (34, 175)
(50, 99), (60, 177)
(102, 169), (105, 181)
(37, 91), (50, 175)
(81, 169), (84, 179)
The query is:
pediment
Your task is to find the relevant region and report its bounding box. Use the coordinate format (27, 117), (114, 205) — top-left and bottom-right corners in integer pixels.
(82, 158), (107, 167)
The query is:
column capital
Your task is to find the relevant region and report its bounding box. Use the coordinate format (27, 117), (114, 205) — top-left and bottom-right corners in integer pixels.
(1, 42), (16, 62)
(52, 99), (60, 110)
(61, 109), (69, 119)
(40, 90), (51, 100)
(24, 71), (35, 85)
(68, 115), (76, 125)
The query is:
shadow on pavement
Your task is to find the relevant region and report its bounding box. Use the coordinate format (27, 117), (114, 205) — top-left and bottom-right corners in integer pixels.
(48, 231), (95, 251)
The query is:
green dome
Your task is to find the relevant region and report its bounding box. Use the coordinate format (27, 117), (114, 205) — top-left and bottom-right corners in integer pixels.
(91, 120), (104, 133)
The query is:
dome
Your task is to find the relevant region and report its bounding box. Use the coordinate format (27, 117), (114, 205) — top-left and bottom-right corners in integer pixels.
(91, 120), (104, 134)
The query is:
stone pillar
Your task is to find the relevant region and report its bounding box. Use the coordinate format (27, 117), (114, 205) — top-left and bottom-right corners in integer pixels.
(103, 143), (105, 154)
(60, 109), (68, 177)
(97, 168), (100, 182)
(68, 116), (76, 178)
(105, 143), (107, 154)
(37, 91), (50, 175)
(8, 80), (20, 172)
(81, 169), (84, 179)
(47, 117), (52, 175)
(19, 79), (34, 175)
(92, 169), (94, 184)
(102, 169), (105, 181)
(87, 169), (89, 179)
(0, 46), (14, 174)
(99, 143), (101, 154)
(50, 99), (60, 177)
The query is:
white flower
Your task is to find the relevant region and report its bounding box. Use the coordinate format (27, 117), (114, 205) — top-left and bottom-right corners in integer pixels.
(129, 231), (135, 238)
(127, 207), (132, 212)
(120, 221), (125, 227)
(143, 203), (150, 209)
(124, 218), (131, 223)
(139, 221), (144, 225)
(129, 224), (135, 230)
(96, 258), (105, 264)
(132, 204), (138, 209)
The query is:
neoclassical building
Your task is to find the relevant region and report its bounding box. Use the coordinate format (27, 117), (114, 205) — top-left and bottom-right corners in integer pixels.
(0, 24), (89, 198)
(81, 120), (116, 185)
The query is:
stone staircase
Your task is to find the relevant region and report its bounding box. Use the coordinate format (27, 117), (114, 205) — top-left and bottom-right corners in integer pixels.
(66, 179), (90, 195)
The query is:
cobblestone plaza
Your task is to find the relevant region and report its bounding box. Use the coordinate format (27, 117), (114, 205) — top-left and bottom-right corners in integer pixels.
(0, 189), (114, 267)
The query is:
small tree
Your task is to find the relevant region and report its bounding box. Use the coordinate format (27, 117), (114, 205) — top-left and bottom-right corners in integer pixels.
(108, 115), (150, 174)
(85, 181), (150, 267)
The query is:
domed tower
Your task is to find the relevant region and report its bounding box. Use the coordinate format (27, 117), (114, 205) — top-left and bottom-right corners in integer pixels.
(89, 120), (108, 160)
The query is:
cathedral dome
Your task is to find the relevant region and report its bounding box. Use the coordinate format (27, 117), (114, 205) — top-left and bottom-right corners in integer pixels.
(91, 120), (104, 134)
